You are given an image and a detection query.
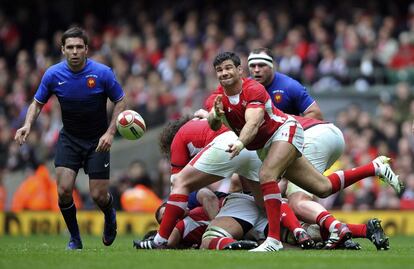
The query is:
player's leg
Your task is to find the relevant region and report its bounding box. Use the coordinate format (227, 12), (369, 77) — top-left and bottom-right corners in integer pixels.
(54, 130), (83, 250)
(284, 154), (402, 198)
(89, 178), (116, 246)
(251, 140), (300, 252)
(201, 193), (260, 250)
(347, 218), (389, 250)
(86, 145), (116, 246)
(135, 165), (223, 249)
(201, 217), (245, 249)
(287, 123), (351, 248)
(56, 167), (81, 249)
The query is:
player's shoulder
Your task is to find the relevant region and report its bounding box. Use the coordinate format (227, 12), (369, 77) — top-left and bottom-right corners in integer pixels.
(243, 77), (265, 90)
(275, 72), (305, 90)
(45, 61), (66, 74)
(87, 58), (112, 72)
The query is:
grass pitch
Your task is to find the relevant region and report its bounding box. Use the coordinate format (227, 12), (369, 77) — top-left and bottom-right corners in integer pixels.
(1, 235), (413, 269)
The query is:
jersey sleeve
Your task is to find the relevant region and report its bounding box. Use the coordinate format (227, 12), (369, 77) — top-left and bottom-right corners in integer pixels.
(103, 68), (125, 102)
(34, 69), (53, 104)
(170, 135), (190, 174)
(246, 83), (267, 110)
(290, 81), (315, 114)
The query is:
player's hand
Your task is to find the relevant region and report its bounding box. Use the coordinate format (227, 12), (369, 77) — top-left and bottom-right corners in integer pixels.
(226, 140), (244, 159)
(213, 95), (224, 119)
(194, 109), (209, 119)
(96, 132), (114, 152)
(14, 125), (31, 145)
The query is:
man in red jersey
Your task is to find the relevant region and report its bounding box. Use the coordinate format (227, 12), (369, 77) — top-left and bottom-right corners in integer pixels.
(133, 116), (270, 249)
(206, 51), (403, 251)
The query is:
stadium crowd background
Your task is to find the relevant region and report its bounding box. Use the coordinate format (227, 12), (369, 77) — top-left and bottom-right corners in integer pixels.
(1, 0), (414, 212)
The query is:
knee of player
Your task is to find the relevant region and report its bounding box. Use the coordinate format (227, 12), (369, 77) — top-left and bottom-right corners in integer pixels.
(258, 168), (275, 183)
(316, 184), (332, 198)
(57, 184), (73, 198)
(171, 174), (190, 190)
(89, 188), (107, 203)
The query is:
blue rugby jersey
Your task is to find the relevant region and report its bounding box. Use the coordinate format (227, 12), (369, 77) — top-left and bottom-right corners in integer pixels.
(34, 59), (125, 139)
(265, 72), (315, 116)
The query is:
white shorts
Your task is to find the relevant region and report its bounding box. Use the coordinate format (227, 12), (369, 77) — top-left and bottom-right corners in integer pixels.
(215, 193), (265, 226)
(256, 116), (304, 161)
(190, 131), (261, 182)
(286, 123), (345, 197)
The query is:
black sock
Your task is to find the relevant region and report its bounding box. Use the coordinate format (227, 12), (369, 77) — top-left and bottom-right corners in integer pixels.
(99, 193), (114, 221)
(59, 200), (80, 240)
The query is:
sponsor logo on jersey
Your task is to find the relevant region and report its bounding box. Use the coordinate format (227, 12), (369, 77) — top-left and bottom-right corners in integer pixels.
(87, 77), (96, 88)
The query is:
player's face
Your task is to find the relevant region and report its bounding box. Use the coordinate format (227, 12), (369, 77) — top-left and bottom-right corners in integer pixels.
(215, 60), (243, 87)
(62, 37), (88, 70)
(249, 62), (273, 87)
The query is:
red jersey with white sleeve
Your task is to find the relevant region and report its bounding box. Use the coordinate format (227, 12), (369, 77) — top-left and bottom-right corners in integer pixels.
(170, 118), (228, 174)
(292, 115), (328, 130)
(175, 206), (210, 248)
(206, 78), (289, 150)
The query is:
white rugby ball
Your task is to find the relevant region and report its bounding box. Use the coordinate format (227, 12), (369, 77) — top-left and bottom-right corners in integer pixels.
(116, 110), (146, 140)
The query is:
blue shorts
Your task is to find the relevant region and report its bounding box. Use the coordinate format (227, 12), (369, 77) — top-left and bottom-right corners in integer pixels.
(54, 129), (110, 179)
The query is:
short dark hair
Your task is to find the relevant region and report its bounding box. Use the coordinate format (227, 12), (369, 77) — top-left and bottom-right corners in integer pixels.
(159, 116), (192, 155)
(213, 51), (241, 68)
(61, 27), (89, 46)
(250, 47), (274, 60)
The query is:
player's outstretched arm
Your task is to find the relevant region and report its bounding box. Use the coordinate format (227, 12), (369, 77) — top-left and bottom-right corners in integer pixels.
(227, 107), (264, 159)
(14, 100), (44, 145)
(96, 97), (127, 152)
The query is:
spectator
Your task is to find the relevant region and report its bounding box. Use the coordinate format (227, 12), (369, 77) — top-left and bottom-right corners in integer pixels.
(11, 164), (82, 212)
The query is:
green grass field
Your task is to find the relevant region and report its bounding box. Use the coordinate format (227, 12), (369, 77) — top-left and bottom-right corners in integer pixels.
(1, 235), (414, 269)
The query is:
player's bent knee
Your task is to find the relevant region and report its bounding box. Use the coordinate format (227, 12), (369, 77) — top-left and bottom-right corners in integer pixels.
(202, 226), (233, 241)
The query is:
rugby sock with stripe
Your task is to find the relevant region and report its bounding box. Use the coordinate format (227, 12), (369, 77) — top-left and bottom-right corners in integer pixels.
(316, 211), (341, 232)
(155, 194), (188, 245)
(208, 237), (236, 250)
(327, 163), (375, 193)
(59, 200), (80, 240)
(261, 181), (281, 240)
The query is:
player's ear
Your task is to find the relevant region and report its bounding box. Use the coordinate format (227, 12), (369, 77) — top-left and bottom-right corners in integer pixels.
(85, 45), (89, 55)
(237, 65), (243, 75)
(61, 46), (65, 55)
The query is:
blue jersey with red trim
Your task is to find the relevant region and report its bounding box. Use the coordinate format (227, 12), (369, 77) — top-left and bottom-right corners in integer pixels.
(265, 72), (314, 116)
(34, 59), (124, 139)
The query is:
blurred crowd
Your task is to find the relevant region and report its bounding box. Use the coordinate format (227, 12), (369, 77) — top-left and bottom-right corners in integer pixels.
(1, 0), (414, 211)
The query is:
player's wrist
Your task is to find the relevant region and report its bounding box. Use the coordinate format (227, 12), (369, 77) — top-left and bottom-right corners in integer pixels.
(234, 139), (244, 151)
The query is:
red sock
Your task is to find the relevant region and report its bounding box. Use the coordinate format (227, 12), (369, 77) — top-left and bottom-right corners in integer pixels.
(347, 224), (367, 238)
(208, 237), (236, 250)
(316, 211), (340, 232)
(327, 163), (375, 193)
(319, 226), (329, 241)
(158, 194), (188, 239)
(280, 202), (302, 232)
(261, 181), (281, 240)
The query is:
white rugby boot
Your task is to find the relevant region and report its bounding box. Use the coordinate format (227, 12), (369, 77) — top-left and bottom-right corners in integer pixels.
(249, 237), (283, 252)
